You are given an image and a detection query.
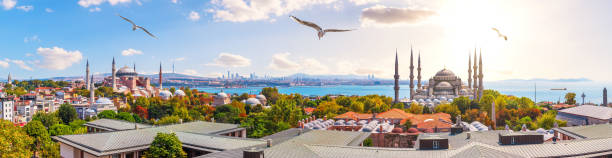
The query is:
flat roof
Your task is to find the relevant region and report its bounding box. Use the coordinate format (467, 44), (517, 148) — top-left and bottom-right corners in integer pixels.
(558, 105), (612, 120)
(84, 119), (152, 131)
(554, 124), (612, 139)
(54, 121), (260, 157)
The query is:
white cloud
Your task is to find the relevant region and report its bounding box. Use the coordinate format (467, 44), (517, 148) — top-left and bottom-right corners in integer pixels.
(45, 8), (53, 12)
(121, 48), (143, 56)
(172, 57), (185, 62)
(188, 11), (200, 21)
(89, 7), (101, 12)
(24, 35), (39, 43)
(16, 5), (32, 12)
(207, 53), (251, 67)
(354, 67), (383, 75)
(1, 0), (16, 10)
(268, 53), (300, 71)
(0, 60), (8, 68)
(35, 47), (83, 70)
(360, 5), (436, 27)
(268, 53), (329, 74)
(171, 0), (178, 4)
(78, 0), (131, 8)
(349, 0), (377, 6)
(4, 59), (33, 71)
(210, 0), (338, 22)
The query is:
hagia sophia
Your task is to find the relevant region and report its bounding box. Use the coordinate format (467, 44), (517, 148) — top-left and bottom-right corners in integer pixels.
(396, 48), (485, 107)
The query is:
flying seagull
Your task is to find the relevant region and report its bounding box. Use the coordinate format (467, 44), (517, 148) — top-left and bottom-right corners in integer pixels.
(118, 14), (157, 39)
(290, 15), (353, 40)
(491, 27), (507, 41)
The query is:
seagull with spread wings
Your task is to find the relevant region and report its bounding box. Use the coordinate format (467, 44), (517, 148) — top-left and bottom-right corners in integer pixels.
(290, 15), (353, 40)
(492, 28), (507, 41)
(118, 14), (157, 39)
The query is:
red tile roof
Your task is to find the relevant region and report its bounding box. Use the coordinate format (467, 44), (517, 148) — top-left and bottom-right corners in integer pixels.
(376, 108), (413, 119)
(304, 108), (315, 114)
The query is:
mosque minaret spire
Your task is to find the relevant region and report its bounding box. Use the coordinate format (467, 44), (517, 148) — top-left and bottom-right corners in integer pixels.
(85, 59), (90, 89)
(112, 57), (116, 91)
(417, 51), (422, 90)
(7, 72), (11, 85)
(90, 75), (95, 106)
(473, 48), (478, 100)
(394, 49), (400, 104)
(478, 49), (484, 101)
(468, 52), (472, 89)
(159, 62), (163, 90)
(409, 46), (415, 100)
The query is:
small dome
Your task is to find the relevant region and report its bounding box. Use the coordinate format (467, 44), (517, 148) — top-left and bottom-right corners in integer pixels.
(407, 128), (420, 133)
(256, 94), (266, 100)
(56, 92), (64, 96)
(159, 90), (173, 99)
(174, 90), (186, 96)
(216, 92), (228, 99)
(435, 69), (456, 77)
(392, 128), (403, 133)
(96, 97), (113, 104)
(245, 98), (262, 105)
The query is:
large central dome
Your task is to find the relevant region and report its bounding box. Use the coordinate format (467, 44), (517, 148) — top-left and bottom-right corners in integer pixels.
(116, 66), (137, 77)
(435, 68), (456, 77)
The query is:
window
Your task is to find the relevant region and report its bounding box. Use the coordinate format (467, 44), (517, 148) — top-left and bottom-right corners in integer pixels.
(111, 154), (120, 158)
(433, 141), (440, 149)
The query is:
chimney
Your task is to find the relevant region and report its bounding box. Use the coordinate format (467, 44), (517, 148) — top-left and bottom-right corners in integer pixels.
(179, 119), (183, 124)
(243, 148), (264, 158)
(266, 139), (272, 148)
(212, 117), (215, 123)
(467, 132), (471, 139)
(521, 124), (527, 131)
(134, 123), (138, 130)
(379, 125), (383, 133)
(324, 115), (327, 121)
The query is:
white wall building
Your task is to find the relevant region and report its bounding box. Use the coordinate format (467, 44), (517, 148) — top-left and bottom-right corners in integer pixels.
(1, 99), (14, 121)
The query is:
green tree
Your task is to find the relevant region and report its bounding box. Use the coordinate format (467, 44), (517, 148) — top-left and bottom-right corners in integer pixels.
(23, 120), (50, 156)
(116, 112), (136, 122)
(69, 119), (87, 130)
(169, 87), (176, 94)
(434, 103), (461, 122)
(349, 102), (365, 113)
(49, 124), (73, 136)
(564, 92), (576, 105)
(32, 112), (61, 129)
(41, 141), (60, 158)
(97, 110), (117, 119)
(401, 119), (412, 130)
(146, 133), (186, 158)
(262, 87), (280, 104)
(452, 96), (471, 113)
(0, 119), (33, 158)
(155, 116), (181, 125)
(362, 138), (373, 147)
(58, 103), (78, 124)
(407, 103), (424, 114)
(536, 111), (568, 129)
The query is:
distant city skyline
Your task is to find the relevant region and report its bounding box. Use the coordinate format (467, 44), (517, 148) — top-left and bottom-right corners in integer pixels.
(1, 0), (612, 82)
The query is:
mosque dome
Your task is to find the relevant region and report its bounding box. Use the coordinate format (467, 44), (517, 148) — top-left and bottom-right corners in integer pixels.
(116, 66), (137, 77)
(159, 90), (173, 99)
(256, 94), (266, 100)
(174, 90), (186, 96)
(435, 69), (456, 77)
(55, 91), (64, 96)
(215, 92), (229, 99)
(435, 82), (453, 90)
(245, 98), (262, 105)
(96, 97), (113, 104)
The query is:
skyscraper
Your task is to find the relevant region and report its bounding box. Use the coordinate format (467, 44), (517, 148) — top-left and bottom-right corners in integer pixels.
(394, 50), (400, 104)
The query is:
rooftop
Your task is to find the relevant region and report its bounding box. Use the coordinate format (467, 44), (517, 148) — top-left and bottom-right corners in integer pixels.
(554, 123), (612, 139)
(84, 119), (152, 131)
(558, 105), (612, 120)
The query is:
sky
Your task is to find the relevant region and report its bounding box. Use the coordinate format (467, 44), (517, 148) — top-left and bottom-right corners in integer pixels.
(1, 0), (611, 82)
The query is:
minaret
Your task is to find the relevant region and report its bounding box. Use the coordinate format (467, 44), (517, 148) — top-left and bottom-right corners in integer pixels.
(394, 50), (400, 104)
(417, 51), (422, 89)
(133, 63), (136, 74)
(473, 49), (478, 100)
(90, 75), (95, 106)
(468, 53), (472, 89)
(604, 88), (608, 106)
(85, 59), (90, 89)
(7, 72), (11, 85)
(159, 62), (163, 90)
(409, 46), (415, 100)
(112, 57), (116, 91)
(478, 50), (484, 100)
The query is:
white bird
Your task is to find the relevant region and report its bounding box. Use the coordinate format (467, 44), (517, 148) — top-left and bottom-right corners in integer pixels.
(118, 14), (157, 39)
(492, 28), (507, 41)
(290, 15), (353, 40)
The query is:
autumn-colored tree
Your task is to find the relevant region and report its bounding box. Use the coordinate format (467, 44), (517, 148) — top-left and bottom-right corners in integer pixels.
(564, 92), (577, 105)
(407, 102), (424, 114)
(0, 119), (33, 158)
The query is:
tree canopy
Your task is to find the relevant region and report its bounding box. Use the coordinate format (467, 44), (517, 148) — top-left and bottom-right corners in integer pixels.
(146, 133), (186, 158)
(0, 119), (33, 158)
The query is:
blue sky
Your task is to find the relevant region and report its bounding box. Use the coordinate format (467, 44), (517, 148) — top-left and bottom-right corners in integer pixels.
(1, 0), (612, 82)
